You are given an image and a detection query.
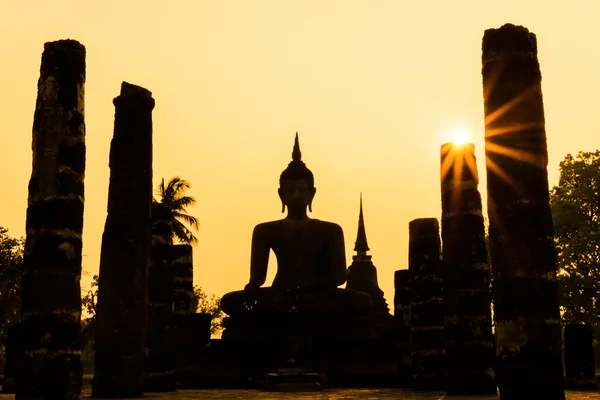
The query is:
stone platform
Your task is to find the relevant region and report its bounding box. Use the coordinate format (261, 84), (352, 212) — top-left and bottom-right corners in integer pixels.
(178, 332), (406, 390)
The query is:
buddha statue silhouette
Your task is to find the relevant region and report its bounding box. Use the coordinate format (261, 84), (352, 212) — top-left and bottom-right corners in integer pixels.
(220, 134), (373, 338)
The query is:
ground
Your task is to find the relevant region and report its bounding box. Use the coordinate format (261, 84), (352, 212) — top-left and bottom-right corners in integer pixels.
(0, 387), (599, 399)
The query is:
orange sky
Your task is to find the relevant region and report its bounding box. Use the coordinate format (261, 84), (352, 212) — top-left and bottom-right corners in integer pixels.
(1, 1), (599, 307)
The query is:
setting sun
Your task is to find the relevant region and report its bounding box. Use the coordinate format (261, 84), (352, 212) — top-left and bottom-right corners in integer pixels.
(451, 130), (471, 146)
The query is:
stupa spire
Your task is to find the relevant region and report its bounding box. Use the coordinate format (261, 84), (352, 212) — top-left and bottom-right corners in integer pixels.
(354, 193), (370, 254)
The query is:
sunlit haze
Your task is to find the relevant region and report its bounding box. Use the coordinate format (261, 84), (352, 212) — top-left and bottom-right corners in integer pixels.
(450, 130), (471, 146)
(1, 2), (599, 307)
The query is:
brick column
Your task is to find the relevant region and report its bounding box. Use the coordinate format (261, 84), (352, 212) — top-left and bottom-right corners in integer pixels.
(440, 141), (495, 394)
(93, 82), (154, 398)
(482, 23), (565, 399)
(18, 39), (86, 400)
(408, 218), (445, 391)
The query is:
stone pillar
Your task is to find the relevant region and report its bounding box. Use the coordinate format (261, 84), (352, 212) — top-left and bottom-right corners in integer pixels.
(408, 218), (445, 391)
(17, 39), (86, 400)
(171, 243), (194, 381)
(172, 244), (194, 315)
(92, 82), (154, 398)
(564, 324), (596, 390)
(144, 202), (176, 392)
(2, 323), (23, 394)
(393, 269), (412, 386)
(482, 23), (565, 399)
(440, 142), (496, 394)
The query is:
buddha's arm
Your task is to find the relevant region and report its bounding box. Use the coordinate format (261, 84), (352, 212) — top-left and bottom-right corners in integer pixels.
(248, 224), (270, 288)
(329, 224), (348, 287)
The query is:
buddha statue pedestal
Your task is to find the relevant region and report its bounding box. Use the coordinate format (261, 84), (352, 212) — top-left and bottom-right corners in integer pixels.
(221, 288), (375, 340)
(220, 287), (376, 388)
(264, 334), (322, 392)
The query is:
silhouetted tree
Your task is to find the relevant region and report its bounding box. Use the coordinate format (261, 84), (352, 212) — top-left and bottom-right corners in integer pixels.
(80, 275), (98, 371)
(154, 177), (199, 245)
(550, 151), (600, 338)
(81, 275), (98, 345)
(0, 227), (24, 368)
(190, 285), (223, 336)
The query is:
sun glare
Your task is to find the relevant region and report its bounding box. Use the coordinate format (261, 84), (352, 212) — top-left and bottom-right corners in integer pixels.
(451, 130), (470, 146)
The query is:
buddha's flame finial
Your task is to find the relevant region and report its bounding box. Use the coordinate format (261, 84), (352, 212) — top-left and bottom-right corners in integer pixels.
(354, 193), (370, 254)
(292, 132), (302, 162)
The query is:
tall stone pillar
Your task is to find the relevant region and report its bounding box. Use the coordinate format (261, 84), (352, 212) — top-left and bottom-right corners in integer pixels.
(440, 142), (495, 394)
(564, 324), (596, 390)
(144, 202), (176, 392)
(17, 39), (86, 400)
(482, 23), (565, 399)
(92, 82), (154, 398)
(393, 269), (412, 386)
(172, 244), (194, 315)
(408, 218), (445, 391)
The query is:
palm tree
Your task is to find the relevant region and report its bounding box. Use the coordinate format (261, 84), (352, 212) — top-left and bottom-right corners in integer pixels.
(154, 176), (200, 245)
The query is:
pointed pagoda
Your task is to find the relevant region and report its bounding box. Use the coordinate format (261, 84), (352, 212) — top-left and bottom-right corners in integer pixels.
(346, 194), (393, 325)
(354, 194), (370, 256)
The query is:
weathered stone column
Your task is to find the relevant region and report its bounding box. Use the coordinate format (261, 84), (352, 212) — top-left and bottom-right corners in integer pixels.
(482, 23), (565, 399)
(92, 82), (154, 398)
(394, 269), (412, 386)
(440, 142), (496, 394)
(564, 324), (596, 390)
(408, 218), (445, 391)
(17, 39), (86, 400)
(172, 244), (194, 315)
(2, 323), (23, 394)
(144, 202), (175, 392)
(171, 243), (194, 381)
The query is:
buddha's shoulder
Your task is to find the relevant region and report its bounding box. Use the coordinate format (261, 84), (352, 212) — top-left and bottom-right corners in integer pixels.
(311, 219), (343, 233)
(254, 221), (280, 234)
(252, 219), (343, 233)
(253, 221), (280, 233)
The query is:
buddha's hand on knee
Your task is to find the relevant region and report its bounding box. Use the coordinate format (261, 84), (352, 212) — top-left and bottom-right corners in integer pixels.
(243, 283), (260, 310)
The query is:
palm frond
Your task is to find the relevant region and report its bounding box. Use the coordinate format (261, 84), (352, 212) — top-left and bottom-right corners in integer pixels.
(156, 178), (167, 199)
(171, 196), (196, 210)
(154, 176), (200, 246)
(174, 212), (200, 230)
(172, 220), (198, 245)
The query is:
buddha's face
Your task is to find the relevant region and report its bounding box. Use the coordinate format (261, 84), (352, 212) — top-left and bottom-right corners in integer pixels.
(278, 179), (316, 211)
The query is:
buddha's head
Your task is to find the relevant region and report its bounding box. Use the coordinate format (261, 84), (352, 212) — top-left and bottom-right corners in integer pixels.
(278, 133), (316, 213)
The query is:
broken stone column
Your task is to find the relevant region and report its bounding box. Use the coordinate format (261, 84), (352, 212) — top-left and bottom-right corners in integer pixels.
(17, 39), (86, 400)
(482, 23), (565, 399)
(394, 269), (412, 386)
(564, 324), (596, 390)
(408, 218), (445, 391)
(144, 202), (176, 392)
(92, 82), (154, 398)
(440, 142), (496, 395)
(172, 244), (194, 315)
(171, 243), (195, 380)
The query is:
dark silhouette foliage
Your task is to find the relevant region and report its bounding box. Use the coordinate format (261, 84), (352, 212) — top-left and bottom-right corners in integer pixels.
(191, 285), (223, 336)
(550, 151), (600, 338)
(0, 227), (24, 370)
